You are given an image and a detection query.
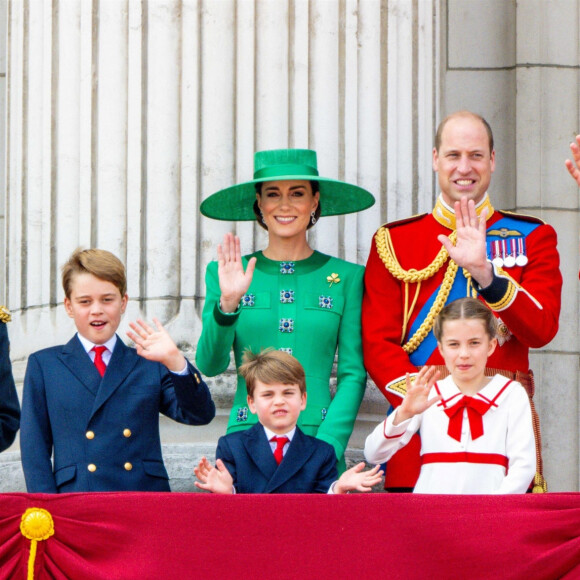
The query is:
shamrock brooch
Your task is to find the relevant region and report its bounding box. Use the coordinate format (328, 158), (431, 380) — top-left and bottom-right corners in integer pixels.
(326, 273), (340, 288)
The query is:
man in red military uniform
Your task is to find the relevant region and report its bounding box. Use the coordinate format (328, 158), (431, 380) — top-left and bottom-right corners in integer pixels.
(363, 111), (562, 491)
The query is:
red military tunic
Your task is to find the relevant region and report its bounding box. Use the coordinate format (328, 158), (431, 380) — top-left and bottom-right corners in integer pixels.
(362, 194), (562, 489)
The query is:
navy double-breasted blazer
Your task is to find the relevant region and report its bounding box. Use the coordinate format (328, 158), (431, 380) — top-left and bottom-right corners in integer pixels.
(21, 334), (215, 493)
(0, 321), (20, 453)
(216, 423), (338, 493)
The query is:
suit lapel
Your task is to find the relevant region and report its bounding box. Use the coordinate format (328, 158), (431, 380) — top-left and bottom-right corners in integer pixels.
(58, 335), (101, 397)
(265, 427), (316, 493)
(243, 423), (278, 482)
(90, 338), (139, 418)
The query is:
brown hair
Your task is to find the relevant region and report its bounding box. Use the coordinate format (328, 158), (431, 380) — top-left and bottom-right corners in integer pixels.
(433, 297), (498, 342)
(239, 348), (306, 398)
(62, 248), (127, 298)
(253, 180), (321, 230)
(434, 111), (494, 154)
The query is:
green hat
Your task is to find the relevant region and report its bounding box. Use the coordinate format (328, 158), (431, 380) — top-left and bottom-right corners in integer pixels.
(200, 149), (375, 221)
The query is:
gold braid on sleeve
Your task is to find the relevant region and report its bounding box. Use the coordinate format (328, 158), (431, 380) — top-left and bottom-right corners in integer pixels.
(0, 306), (11, 323)
(374, 227), (459, 354)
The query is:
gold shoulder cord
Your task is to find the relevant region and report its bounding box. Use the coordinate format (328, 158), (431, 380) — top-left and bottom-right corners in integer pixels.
(375, 226), (458, 354)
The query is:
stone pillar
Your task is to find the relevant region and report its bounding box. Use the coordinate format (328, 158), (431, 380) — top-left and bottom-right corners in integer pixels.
(514, 1), (580, 493)
(0, 0), (6, 303)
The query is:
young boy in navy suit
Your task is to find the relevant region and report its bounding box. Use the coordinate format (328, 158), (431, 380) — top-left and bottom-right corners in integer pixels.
(194, 349), (382, 494)
(0, 310), (20, 453)
(21, 248), (215, 493)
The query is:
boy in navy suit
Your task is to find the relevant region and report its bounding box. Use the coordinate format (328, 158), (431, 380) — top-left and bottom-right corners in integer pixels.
(21, 248), (215, 493)
(0, 310), (20, 453)
(194, 349), (382, 494)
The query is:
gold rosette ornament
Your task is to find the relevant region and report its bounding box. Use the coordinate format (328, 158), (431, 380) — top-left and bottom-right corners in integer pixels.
(0, 305), (11, 323)
(20, 508), (55, 580)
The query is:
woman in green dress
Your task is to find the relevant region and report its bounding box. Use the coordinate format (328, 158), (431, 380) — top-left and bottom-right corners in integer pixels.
(196, 149), (374, 471)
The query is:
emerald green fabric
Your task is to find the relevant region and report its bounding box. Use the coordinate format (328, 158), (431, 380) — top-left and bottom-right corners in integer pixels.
(199, 149), (375, 221)
(196, 251), (366, 467)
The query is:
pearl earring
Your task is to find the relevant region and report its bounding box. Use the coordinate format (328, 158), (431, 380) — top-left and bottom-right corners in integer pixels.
(310, 211), (317, 225)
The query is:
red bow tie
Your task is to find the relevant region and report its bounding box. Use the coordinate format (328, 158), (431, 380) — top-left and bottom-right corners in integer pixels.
(444, 396), (492, 442)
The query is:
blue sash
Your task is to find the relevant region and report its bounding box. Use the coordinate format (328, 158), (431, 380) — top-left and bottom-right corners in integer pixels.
(407, 269), (468, 366)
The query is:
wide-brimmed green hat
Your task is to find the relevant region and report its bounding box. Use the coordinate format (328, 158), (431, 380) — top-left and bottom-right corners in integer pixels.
(200, 149), (375, 221)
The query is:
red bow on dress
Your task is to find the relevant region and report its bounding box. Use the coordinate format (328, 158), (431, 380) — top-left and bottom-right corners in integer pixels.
(444, 396), (492, 442)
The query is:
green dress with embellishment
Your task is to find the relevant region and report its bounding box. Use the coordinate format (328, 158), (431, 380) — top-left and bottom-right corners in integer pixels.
(196, 250), (366, 470)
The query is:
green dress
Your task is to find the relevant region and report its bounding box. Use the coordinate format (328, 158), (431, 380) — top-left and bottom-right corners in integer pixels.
(195, 251), (366, 468)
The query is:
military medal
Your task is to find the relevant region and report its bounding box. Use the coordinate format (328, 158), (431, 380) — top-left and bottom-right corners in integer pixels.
(503, 239), (516, 268)
(491, 240), (504, 267)
(515, 238), (528, 266)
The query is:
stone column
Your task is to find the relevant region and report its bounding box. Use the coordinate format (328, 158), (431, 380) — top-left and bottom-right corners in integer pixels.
(0, 0), (6, 302)
(514, 1), (580, 493)
(443, 0), (580, 491)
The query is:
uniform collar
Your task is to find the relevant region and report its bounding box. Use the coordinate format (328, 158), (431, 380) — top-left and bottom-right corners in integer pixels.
(432, 193), (495, 230)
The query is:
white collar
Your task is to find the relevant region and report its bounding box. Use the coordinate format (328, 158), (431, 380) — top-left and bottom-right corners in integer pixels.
(263, 425), (296, 442)
(435, 374), (514, 411)
(77, 332), (118, 355)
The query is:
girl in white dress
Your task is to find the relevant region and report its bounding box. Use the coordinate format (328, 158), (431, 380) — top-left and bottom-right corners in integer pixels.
(364, 297), (536, 494)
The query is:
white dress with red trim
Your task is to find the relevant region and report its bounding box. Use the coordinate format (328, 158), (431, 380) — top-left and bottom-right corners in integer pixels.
(364, 375), (536, 494)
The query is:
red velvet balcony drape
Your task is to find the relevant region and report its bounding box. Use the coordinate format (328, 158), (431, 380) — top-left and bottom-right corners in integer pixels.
(1, 492), (579, 580)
